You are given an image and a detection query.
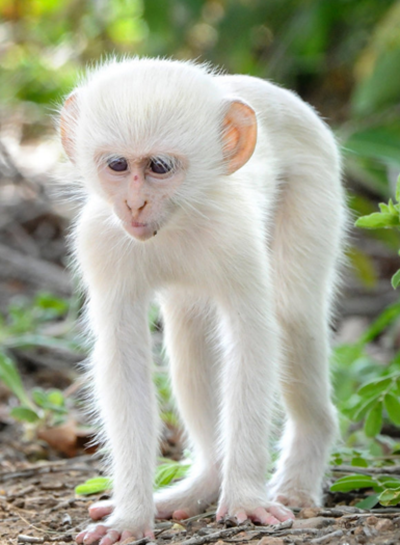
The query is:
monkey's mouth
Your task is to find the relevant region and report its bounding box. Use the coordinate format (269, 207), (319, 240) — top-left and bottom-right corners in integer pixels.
(126, 219), (156, 241)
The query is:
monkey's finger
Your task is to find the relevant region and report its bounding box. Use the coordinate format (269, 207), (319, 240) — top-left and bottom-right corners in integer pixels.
(88, 500), (114, 520)
(235, 510), (248, 524)
(82, 524), (108, 544)
(99, 529), (120, 545)
(267, 504), (294, 521)
(144, 529), (155, 540)
(75, 530), (86, 543)
(172, 509), (190, 520)
(250, 507), (280, 525)
(216, 505), (228, 521)
(120, 530), (134, 541)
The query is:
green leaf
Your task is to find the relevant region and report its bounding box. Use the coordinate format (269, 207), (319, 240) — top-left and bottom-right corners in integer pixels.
(388, 199), (398, 214)
(384, 393), (400, 426)
(47, 389), (65, 407)
(356, 494), (380, 509)
(361, 302), (400, 343)
(358, 377), (392, 397)
(392, 270), (400, 289)
(10, 406), (40, 423)
(364, 402), (383, 438)
(351, 456), (369, 468)
(351, 397), (379, 422)
(34, 292), (68, 315)
(355, 212), (400, 230)
(377, 476), (400, 489)
(75, 477), (113, 496)
(32, 388), (48, 408)
(32, 388), (66, 413)
(0, 352), (31, 407)
(379, 203), (390, 213)
(330, 474), (376, 493)
(378, 487), (400, 506)
(154, 460), (190, 490)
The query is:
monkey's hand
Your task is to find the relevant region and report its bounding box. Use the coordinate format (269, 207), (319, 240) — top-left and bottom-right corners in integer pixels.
(75, 511), (154, 545)
(216, 497), (294, 526)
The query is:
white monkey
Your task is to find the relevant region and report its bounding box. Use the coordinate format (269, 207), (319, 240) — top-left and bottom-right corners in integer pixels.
(60, 58), (347, 545)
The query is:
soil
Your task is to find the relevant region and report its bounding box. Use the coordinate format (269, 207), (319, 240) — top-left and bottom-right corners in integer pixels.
(1, 433), (400, 545)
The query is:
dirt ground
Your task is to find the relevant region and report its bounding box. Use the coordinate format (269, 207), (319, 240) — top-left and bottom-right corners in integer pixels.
(1, 433), (400, 545)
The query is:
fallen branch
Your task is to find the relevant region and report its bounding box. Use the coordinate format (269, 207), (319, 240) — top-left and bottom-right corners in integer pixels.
(331, 464), (400, 476)
(179, 520), (293, 545)
(0, 242), (71, 295)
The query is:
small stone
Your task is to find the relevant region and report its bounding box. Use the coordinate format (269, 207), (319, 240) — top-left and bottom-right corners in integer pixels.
(354, 526), (364, 535)
(293, 517), (335, 529)
(299, 507), (320, 519)
(40, 481), (64, 490)
(365, 515), (379, 526)
(375, 518), (393, 532)
(257, 538), (285, 545)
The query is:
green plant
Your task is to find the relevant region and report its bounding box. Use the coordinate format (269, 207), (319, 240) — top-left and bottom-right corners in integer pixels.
(329, 176), (400, 507)
(0, 291), (84, 354)
(356, 175), (400, 288)
(331, 473), (400, 509)
(75, 458), (191, 496)
(0, 352), (68, 426)
(0, 292), (84, 426)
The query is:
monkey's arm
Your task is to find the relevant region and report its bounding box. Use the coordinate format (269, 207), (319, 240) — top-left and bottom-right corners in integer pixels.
(75, 207), (157, 540)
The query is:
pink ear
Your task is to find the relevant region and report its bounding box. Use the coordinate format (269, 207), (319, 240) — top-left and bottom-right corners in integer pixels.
(60, 92), (79, 162)
(222, 100), (257, 174)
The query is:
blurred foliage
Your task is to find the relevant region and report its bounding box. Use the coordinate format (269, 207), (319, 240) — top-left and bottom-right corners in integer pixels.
(0, 0), (400, 199)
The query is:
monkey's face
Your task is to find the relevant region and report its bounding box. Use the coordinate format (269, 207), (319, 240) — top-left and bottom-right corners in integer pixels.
(96, 152), (186, 241)
(60, 61), (258, 242)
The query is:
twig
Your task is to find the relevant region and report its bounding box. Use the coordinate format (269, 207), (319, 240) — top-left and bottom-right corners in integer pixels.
(331, 464), (400, 476)
(250, 526), (319, 538)
(17, 536), (44, 544)
(0, 456), (97, 482)
(178, 520), (293, 545)
(310, 529), (344, 543)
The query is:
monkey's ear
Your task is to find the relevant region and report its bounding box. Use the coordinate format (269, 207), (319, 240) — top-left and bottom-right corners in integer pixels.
(60, 92), (79, 162)
(221, 100), (257, 174)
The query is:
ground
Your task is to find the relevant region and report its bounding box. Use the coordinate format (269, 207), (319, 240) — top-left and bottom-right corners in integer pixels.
(1, 417), (400, 545)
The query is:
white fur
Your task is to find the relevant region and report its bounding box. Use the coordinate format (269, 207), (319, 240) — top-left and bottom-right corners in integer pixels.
(65, 58), (346, 537)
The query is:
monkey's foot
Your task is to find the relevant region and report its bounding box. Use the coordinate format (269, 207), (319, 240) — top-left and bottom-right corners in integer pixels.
(271, 489), (318, 508)
(154, 472), (220, 520)
(216, 501), (294, 525)
(76, 519), (154, 545)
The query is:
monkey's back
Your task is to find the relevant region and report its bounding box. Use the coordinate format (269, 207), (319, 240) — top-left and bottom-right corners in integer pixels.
(215, 74), (341, 179)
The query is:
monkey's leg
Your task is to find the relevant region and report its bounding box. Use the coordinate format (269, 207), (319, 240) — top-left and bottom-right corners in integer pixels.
(268, 171), (344, 507)
(76, 295), (157, 544)
(154, 292), (221, 519)
(214, 254), (294, 525)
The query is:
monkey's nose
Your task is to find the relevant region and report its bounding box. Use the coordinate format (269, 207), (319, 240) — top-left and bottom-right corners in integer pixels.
(126, 200), (147, 213)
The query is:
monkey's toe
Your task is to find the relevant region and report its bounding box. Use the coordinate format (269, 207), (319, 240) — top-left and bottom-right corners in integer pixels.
(76, 524), (108, 544)
(88, 500), (114, 521)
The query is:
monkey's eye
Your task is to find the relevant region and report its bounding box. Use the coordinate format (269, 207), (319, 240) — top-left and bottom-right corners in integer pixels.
(108, 157), (128, 172)
(149, 157), (173, 175)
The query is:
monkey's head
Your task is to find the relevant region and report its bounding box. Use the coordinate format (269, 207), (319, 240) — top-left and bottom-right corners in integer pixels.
(60, 58), (257, 241)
